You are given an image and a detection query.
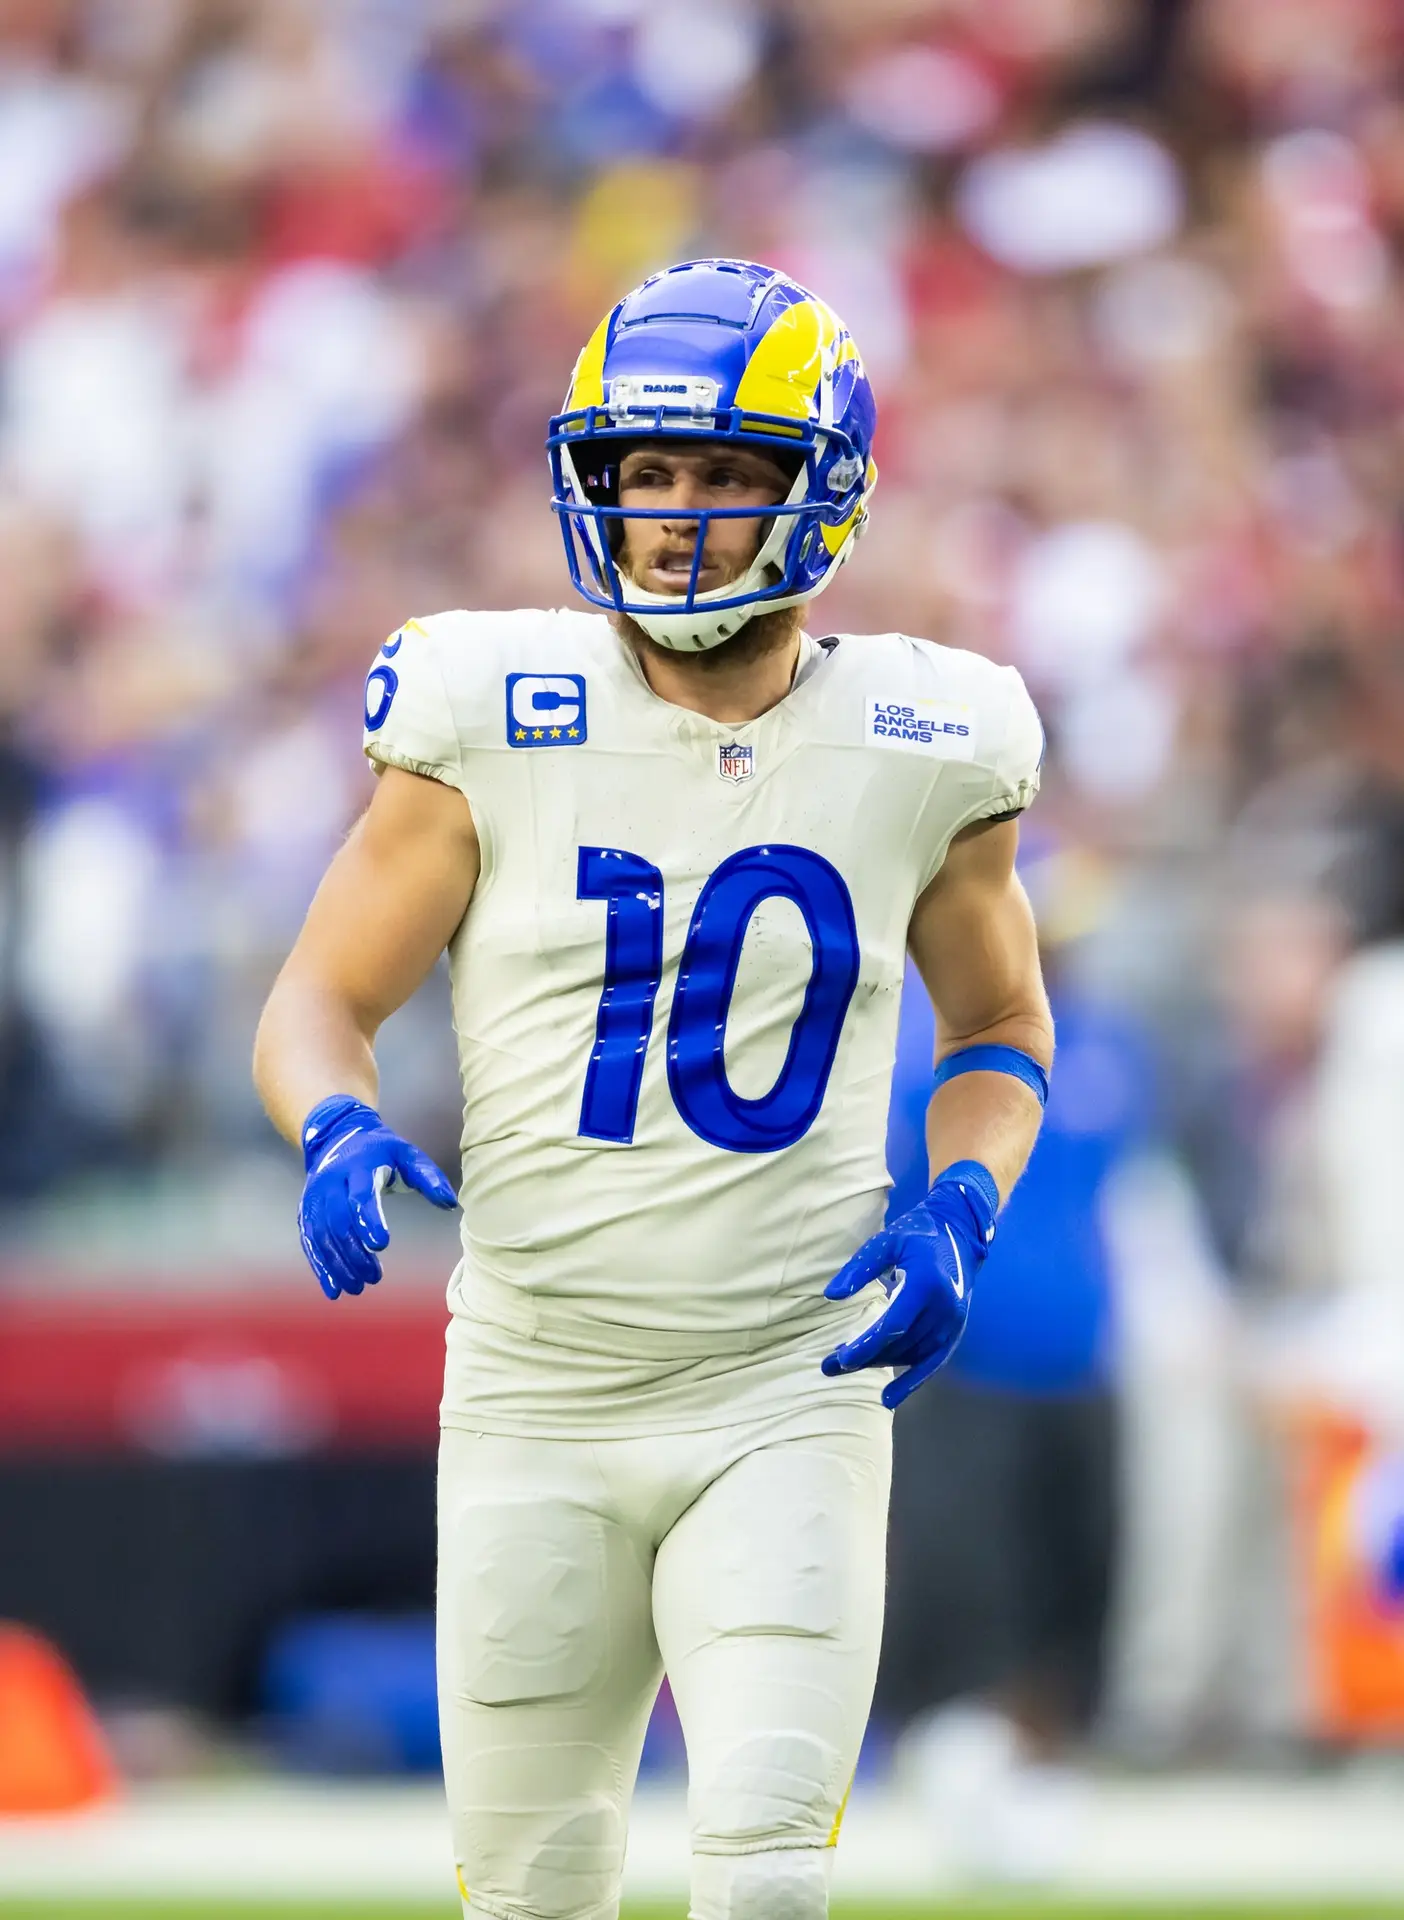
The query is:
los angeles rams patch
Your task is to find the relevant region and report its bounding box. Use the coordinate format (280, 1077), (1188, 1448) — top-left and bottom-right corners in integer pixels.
(867, 696), (975, 759)
(506, 673), (587, 747)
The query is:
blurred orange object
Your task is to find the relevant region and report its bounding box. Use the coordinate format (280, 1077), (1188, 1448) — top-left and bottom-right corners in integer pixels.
(0, 1624), (118, 1813)
(1293, 1411), (1404, 1741)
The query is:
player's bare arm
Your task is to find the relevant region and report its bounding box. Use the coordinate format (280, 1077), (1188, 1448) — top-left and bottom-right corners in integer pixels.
(252, 766), (479, 1296)
(823, 815), (1053, 1409)
(908, 814), (1053, 1199)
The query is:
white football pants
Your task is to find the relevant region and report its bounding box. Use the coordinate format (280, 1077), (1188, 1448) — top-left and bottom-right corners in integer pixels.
(437, 1399), (891, 1920)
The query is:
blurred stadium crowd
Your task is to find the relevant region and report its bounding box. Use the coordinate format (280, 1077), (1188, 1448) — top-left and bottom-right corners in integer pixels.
(0, 0), (1398, 1184)
(2, 0), (1404, 1780)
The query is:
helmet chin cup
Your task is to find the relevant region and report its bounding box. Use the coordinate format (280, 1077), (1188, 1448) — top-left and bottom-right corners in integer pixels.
(619, 507), (799, 651)
(626, 590), (762, 653)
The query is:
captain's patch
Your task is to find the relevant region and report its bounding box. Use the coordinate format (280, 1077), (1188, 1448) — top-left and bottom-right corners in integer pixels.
(506, 673), (587, 747)
(867, 697), (976, 759)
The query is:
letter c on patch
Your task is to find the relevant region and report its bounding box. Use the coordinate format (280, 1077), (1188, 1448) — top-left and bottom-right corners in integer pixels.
(504, 672), (588, 747)
(510, 675), (581, 730)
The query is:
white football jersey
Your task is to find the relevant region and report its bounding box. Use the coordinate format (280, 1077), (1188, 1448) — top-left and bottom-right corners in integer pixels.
(363, 608), (1042, 1434)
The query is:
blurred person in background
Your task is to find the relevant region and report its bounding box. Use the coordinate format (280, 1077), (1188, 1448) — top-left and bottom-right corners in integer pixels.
(878, 837), (1151, 1878)
(1104, 877), (1352, 1762)
(1103, 613), (1404, 1758)
(1220, 797), (1404, 1751)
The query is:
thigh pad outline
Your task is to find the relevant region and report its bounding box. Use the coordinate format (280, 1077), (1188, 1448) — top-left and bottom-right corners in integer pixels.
(702, 1447), (852, 1639)
(447, 1498), (609, 1708)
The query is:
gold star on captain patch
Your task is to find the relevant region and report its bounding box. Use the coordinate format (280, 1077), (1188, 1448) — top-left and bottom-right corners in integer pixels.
(532, 728), (544, 740)
(567, 726), (579, 737)
(514, 728), (526, 740)
(549, 726), (561, 738)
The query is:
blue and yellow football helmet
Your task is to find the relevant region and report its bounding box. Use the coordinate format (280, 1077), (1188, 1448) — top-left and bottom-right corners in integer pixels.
(548, 258), (878, 652)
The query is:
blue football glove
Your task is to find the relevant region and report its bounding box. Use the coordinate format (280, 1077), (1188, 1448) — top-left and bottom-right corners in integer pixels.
(297, 1095), (457, 1301)
(821, 1160), (999, 1410)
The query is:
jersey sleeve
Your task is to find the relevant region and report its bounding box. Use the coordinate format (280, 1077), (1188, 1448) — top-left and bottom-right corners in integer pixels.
(361, 616), (466, 790)
(962, 663), (1044, 827)
(907, 654), (1045, 892)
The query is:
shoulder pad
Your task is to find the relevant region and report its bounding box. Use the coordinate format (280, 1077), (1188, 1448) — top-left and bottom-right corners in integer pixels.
(362, 615), (463, 787)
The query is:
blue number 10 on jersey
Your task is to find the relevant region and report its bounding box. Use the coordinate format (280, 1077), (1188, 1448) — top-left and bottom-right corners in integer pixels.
(577, 842), (860, 1153)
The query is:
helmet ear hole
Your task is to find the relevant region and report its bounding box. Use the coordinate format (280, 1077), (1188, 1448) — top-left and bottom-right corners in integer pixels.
(580, 442), (627, 554)
(578, 452), (618, 508)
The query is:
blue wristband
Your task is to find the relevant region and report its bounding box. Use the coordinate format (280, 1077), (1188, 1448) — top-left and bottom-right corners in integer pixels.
(301, 1094), (380, 1173)
(930, 1043), (1049, 1108)
(930, 1158), (1000, 1246)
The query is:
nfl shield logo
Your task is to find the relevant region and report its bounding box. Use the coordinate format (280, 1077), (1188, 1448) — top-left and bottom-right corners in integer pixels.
(717, 742), (754, 784)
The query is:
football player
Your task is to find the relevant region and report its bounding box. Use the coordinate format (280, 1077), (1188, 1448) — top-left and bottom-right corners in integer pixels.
(254, 259), (1053, 1920)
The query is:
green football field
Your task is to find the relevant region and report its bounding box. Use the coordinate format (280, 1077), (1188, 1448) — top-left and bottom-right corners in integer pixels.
(2, 1902), (1404, 1920)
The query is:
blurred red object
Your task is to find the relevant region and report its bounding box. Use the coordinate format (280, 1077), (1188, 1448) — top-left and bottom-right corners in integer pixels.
(0, 1293), (447, 1453)
(0, 1623), (117, 1814)
(262, 149), (450, 269)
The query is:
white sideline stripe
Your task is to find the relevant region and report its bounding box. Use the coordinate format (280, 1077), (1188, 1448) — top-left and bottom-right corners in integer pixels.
(2, 1777), (1404, 1899)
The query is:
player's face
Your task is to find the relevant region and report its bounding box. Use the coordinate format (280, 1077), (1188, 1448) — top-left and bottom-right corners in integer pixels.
(615, 442), (792, 597)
